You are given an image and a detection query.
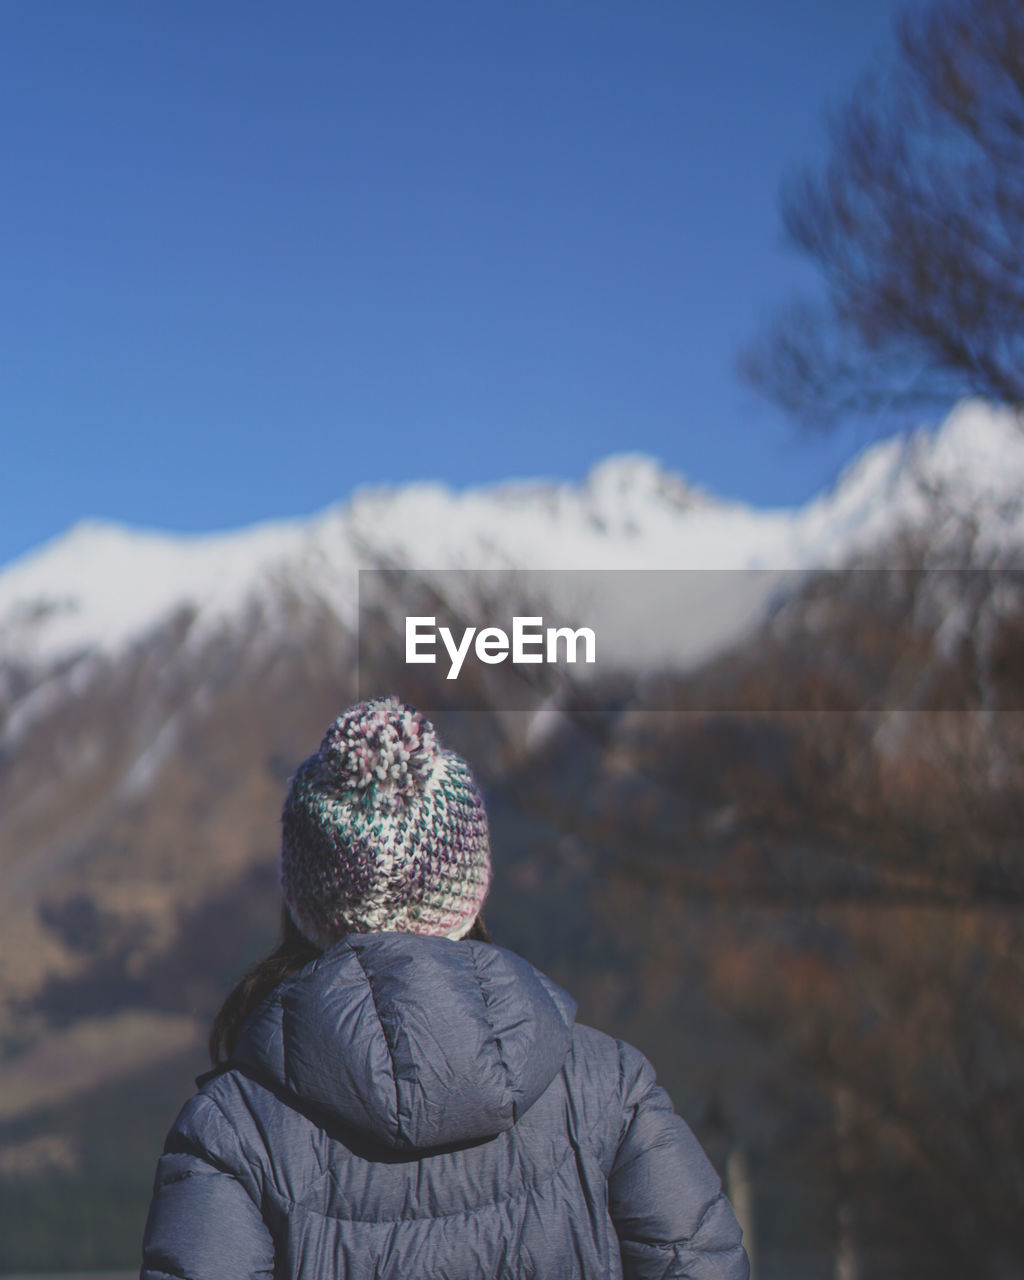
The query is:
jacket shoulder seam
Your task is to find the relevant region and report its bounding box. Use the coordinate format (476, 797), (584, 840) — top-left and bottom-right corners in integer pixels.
(469, 943), (517, 1113)
(197, 1079), (273, 1198)
(349, 941), (402, 1144)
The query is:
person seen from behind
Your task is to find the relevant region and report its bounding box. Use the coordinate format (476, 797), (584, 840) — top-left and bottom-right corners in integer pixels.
(140, 695), (750, 1279)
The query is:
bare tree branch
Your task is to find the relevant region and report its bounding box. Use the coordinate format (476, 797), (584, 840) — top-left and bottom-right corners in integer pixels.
(740, 0), (1024, 433)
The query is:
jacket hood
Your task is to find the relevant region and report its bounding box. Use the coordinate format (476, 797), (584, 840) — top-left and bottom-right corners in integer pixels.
(231, 932), (577, 1152)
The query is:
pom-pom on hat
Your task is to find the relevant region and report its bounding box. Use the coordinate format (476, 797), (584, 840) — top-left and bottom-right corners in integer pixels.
(280, 697), (491, 947)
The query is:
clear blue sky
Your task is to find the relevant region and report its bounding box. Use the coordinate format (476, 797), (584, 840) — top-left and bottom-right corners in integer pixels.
(1, 0), (926, 568)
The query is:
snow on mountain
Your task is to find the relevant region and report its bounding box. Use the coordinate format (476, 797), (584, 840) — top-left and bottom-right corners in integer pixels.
(797, 401), (1024, 562)
(1, 399), (1022, 681)
(0, 514), (317, 672)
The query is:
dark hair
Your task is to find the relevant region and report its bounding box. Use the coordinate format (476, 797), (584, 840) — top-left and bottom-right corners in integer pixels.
(208, 906), (493, 1064)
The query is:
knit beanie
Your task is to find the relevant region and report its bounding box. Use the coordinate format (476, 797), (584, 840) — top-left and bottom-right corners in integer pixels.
(280, 697), (491, 947)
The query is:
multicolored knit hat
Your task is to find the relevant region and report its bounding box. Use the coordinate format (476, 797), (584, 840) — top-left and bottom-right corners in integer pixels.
(280, 697), (491, 947)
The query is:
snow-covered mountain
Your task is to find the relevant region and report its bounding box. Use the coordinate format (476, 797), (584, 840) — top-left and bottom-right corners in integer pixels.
(1, 398), (1023, 686)
(1, 399), (1022, 1201)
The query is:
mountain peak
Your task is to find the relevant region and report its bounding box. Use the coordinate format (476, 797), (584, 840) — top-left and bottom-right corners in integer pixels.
(3, 402), (1024, 675)
(914, 399), (1024, 496)
(582, 452), (711, 509)
(805, 399), (1024, 562)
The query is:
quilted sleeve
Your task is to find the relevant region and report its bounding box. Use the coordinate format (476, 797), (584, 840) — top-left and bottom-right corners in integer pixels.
(608, 1042), (749, 1280)
(140, 1090), (275, 1280)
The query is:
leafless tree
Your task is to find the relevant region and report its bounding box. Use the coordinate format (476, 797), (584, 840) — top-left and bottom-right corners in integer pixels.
(740, 0), (1024, 433)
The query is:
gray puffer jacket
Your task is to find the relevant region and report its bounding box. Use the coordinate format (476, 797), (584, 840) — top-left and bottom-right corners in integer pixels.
(141, 933), (748, 1279)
